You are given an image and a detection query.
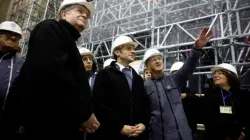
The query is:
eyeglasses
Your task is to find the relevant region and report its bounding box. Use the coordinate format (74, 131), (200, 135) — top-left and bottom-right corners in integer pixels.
(149, 57), (163, 63)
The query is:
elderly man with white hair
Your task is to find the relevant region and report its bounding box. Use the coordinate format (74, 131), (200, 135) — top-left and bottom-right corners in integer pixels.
(1, 0), (100, 139)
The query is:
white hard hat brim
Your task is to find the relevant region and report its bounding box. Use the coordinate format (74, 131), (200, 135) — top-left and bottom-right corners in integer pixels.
(0, 29), (22, 36)
(59, 2), (95, 16)
(112, 41), (138, 55)
(120, 41), (138, 48)
(211, 67), (237, 75)
(80, 52), (93, 57)
(144, 52), (163, 64)
(211, 67), (225, 73)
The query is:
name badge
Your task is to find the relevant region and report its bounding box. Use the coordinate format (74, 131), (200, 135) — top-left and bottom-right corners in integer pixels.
(220, 106), (233, 114)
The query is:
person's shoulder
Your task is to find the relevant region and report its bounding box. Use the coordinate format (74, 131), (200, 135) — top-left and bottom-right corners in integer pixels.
(101, 66), (113, 72)
(203, 87), (218, 98)
(144, 79), (156, 94)
(131, 69), (143, 81)
(240, 89), (250, 98)
(38, 19), (59, 26)
(15, 56), (25, 64)
(144, 79), (154, 87)
(96, 67), (110, 77)
(34, 19), (60, 31)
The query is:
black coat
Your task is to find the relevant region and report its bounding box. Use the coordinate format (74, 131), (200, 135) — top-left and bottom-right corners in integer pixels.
(0, 19), (93, 140)
(91, 62), (150, 140)
(181, 86), (200, 133)
(203, 87), (250, 140)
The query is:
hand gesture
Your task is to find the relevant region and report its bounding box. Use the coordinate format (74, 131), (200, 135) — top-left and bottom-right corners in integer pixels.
(195, 27), (213, 49)
(80, 113), (100, 133)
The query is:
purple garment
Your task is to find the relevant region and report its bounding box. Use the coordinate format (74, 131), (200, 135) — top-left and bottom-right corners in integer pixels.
(0, 53), (24, 114)
(122, 68), (133, 90)
(145, 49), (201, 140)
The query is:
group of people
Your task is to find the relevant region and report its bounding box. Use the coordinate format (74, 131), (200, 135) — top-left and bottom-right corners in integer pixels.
(0, 0), (249, 140)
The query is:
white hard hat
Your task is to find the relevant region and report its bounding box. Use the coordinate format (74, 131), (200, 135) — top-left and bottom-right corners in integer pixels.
(79, 47), (93, 56)
(0, 21), (22, 36)
(143, 48), (163, 65)
(103, 58), (115, 68)
(58, 0), (95, 16)
(111, 35), (138, 56)
(211, 63), (237, 76)
(170, 62), (184, 73)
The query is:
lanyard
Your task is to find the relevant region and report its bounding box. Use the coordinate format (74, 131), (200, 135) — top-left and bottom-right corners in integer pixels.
(220, 88), (232, 106)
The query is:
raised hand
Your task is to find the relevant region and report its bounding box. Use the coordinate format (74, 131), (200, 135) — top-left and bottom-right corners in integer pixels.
(195, 27), (213, 49)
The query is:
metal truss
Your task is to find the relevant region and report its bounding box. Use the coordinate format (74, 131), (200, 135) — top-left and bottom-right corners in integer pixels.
(9, 0), (63, 55)
(78, 0), (250, 76)
(9, 0), (250, 90)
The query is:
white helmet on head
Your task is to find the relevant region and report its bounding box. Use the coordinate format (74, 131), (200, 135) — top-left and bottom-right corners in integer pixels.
(170, 62), (184, 73)
(79, 47), (93, 56)
(58, 0), (95, 16)
(143, 48), (163, 65)
(111, 35), (138, 56)
(0, 21), (22, 36)
(103, 58), (115, 68)
(211, 63), (238, 76)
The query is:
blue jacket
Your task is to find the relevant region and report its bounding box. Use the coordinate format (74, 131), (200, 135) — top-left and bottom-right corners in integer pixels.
(144, 49), (201, 140)
(0, 52), (24, 115)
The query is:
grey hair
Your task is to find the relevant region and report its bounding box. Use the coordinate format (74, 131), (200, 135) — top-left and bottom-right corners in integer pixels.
(58, 4), (85, 20)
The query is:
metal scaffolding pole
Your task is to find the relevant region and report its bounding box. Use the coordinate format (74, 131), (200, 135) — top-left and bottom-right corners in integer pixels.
(8, 0), (250, 89)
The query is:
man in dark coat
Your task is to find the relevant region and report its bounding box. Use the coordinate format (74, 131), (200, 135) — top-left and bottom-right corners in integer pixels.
(143, 27), (213, 140)
(0, 21), (24, 117)
(91, 35), (150, 140)
(0, 0), (100, 139)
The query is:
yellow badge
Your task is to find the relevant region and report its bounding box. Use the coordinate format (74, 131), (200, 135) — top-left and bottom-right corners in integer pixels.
(220, 106), (232, 114)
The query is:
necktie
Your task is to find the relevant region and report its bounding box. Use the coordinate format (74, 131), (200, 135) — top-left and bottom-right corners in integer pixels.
(122, 68), (133, 90)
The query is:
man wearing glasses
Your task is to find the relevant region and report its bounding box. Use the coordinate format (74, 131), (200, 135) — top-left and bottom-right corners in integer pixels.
(143, 27), (213, 140)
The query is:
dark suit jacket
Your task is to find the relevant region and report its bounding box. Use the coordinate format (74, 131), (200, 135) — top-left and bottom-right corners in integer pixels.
(91, 62), (150, 140)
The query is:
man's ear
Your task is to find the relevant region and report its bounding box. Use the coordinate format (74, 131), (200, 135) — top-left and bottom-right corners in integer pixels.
(114, 50), (120, 57)
(60, 11), (67, 20)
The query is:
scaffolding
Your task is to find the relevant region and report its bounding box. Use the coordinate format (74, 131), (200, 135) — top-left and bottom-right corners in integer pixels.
(9, 0), (250, 90)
